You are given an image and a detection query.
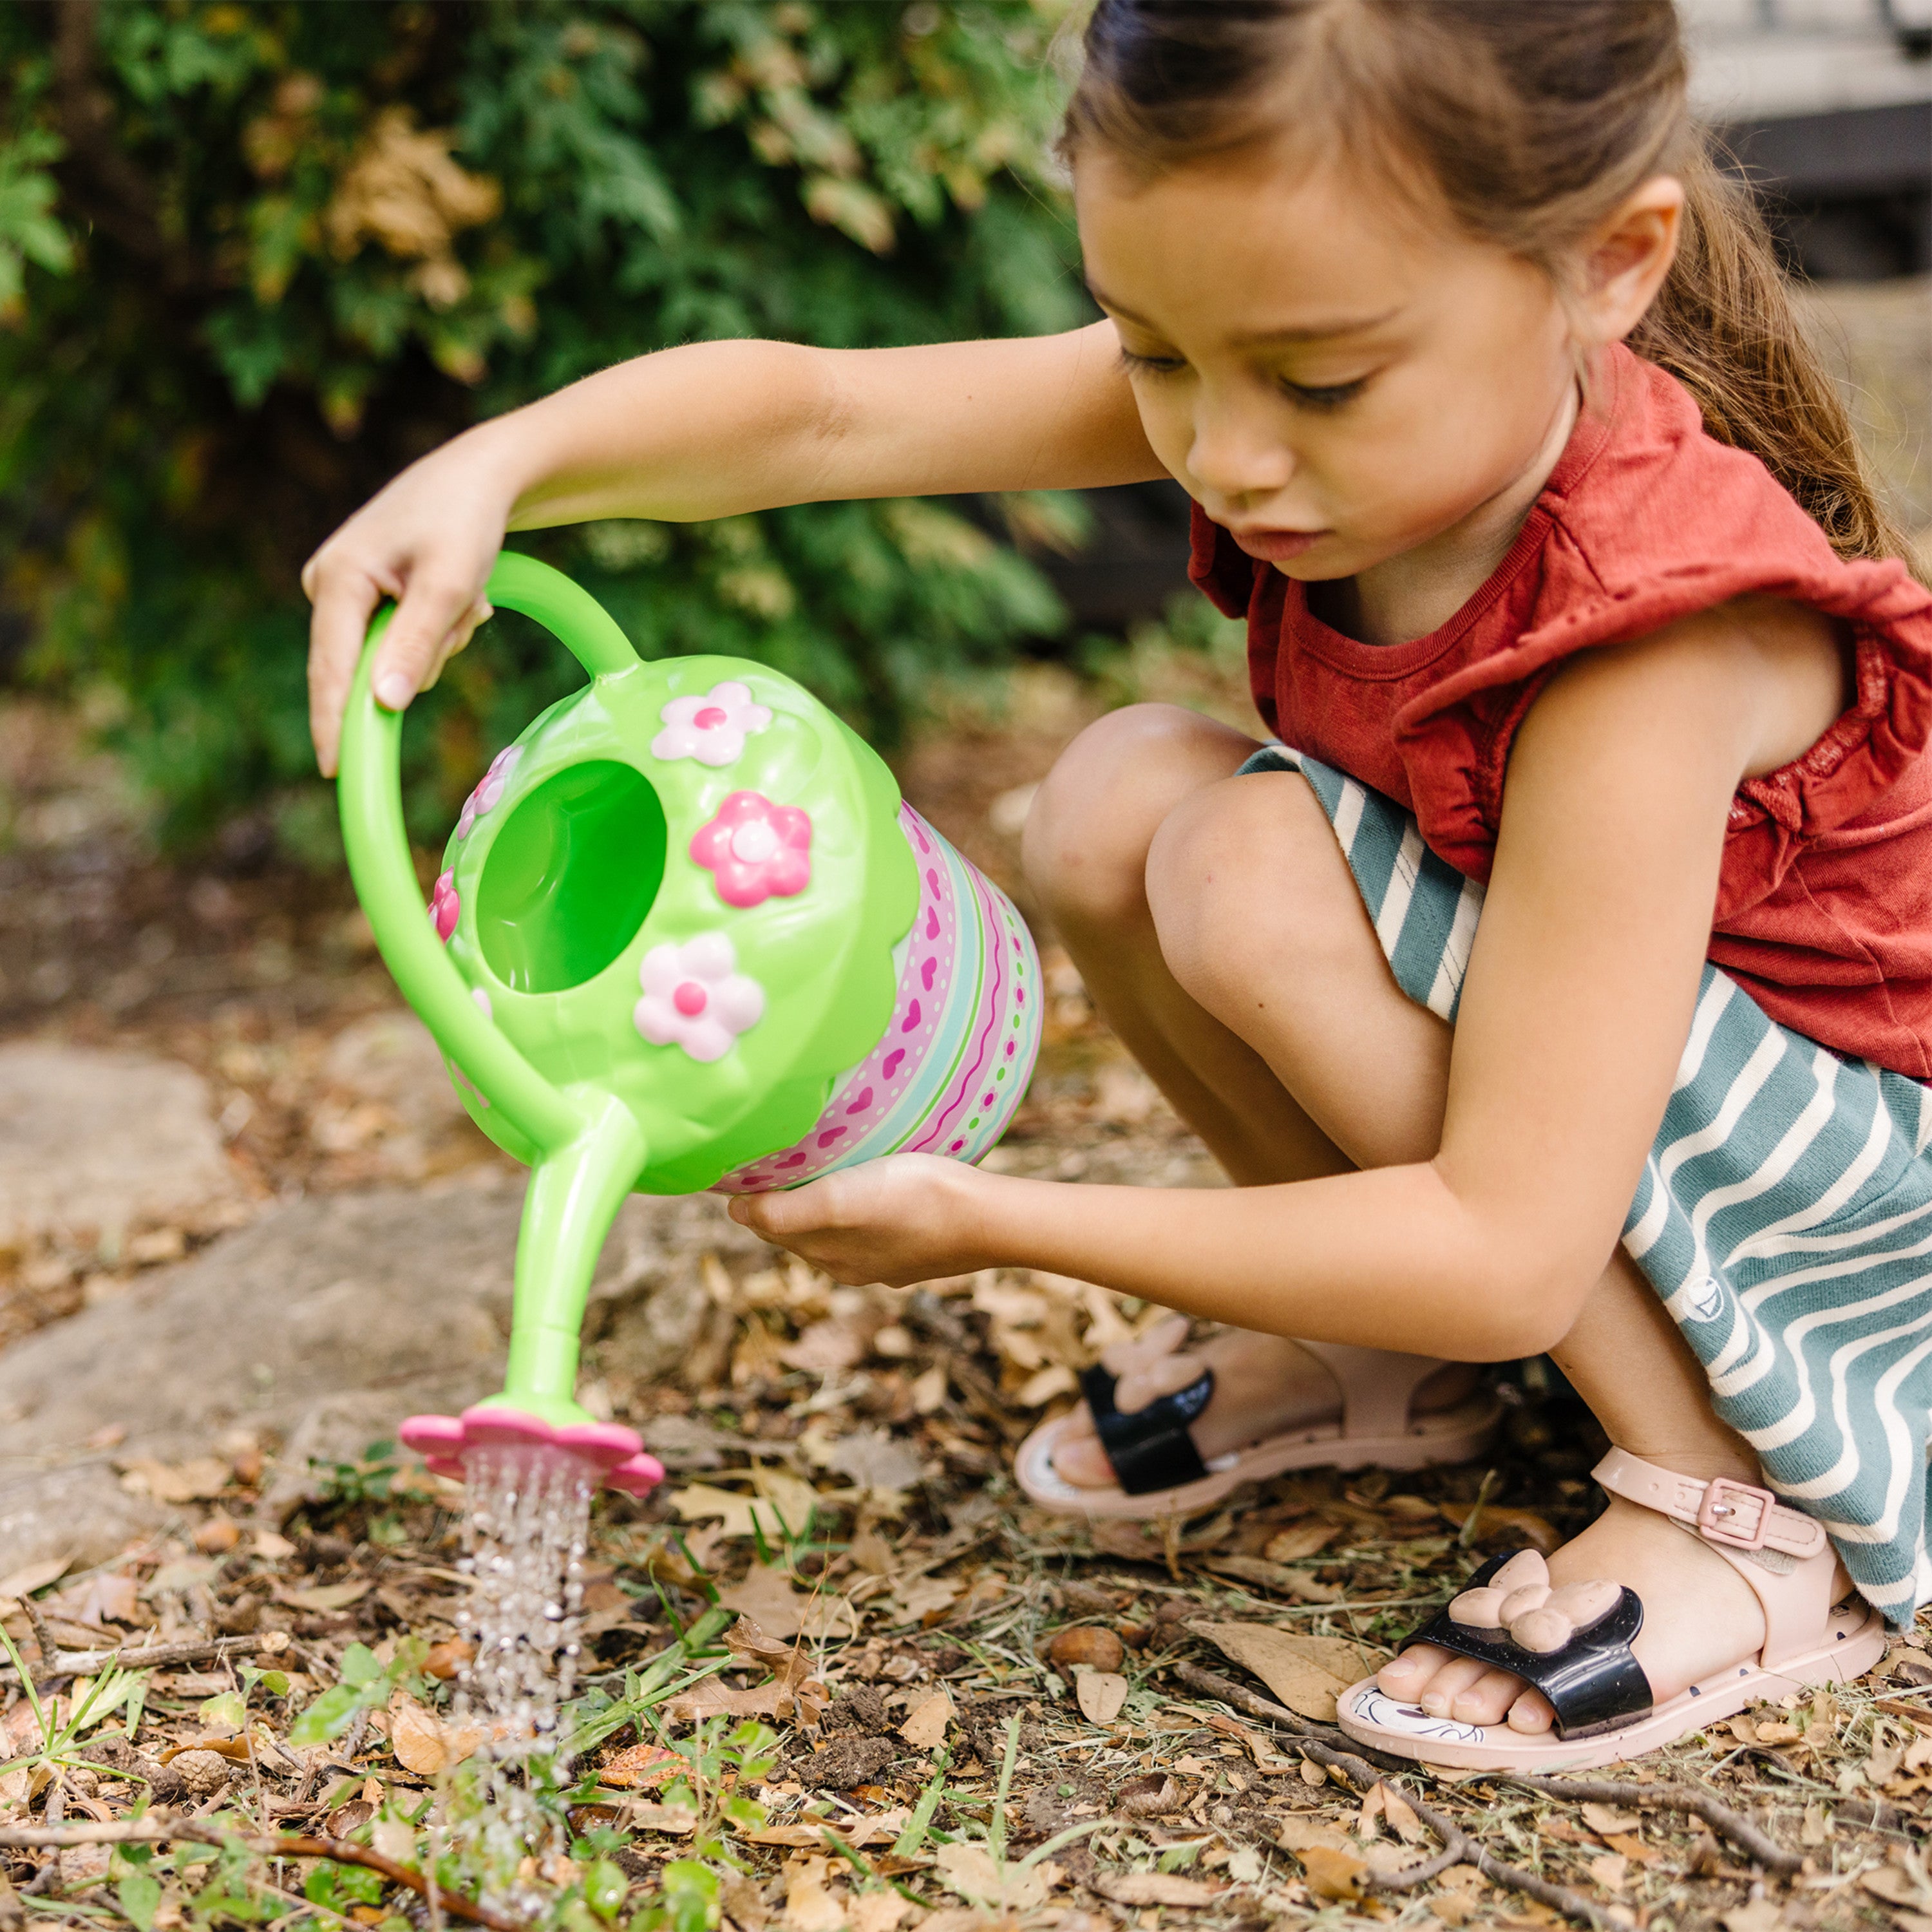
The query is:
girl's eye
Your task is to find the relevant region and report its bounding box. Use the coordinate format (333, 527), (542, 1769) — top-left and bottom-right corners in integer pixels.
(1283, 377), (1367, 411)
(1118, 345), (1187, 378)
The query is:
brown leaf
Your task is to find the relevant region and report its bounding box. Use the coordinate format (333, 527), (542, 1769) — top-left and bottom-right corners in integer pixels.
(784, 1855), (850, 1931)
(899, 1690), (953, 1748)
(1297, 1846), (1371, 1902)
(274, 1580), (372, 1613)
(1579, 1803), (1641, 1835)
(1862, 1868), (1932, 1910)
(1189, 1622), (1371, 1721)
(387, 1692), (485, 1776)
(1587, 1854), (1629, 1893)
(1448, 1504), (1560, 1553)
(1074, 1670), (1129, 1725)
(1262, 1522), (1339, 1564)
(1092, 1872), (1224, 1908)
(1376, 1782), (1426, 1845)
(600, 1741), (684, 1789)
(1275, 1816), (1355, 1856)
(0, 1556), (72, 1604)
(118, 1456), (231, 1504)
(719, 1563), (808, 1640)
(1600, 1832), (1662, 1866)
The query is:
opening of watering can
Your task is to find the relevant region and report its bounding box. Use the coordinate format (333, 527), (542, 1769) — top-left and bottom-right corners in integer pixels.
(476, 760), (668, 994)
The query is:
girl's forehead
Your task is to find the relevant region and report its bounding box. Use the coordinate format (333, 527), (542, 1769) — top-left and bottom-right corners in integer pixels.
(1074, 144), (1475, 341)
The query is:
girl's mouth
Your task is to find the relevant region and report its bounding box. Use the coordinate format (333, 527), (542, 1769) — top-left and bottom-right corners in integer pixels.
(1228, 526), (1329, 562)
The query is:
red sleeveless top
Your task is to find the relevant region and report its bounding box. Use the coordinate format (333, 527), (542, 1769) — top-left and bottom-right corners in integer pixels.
(1189, 343), (1932, 1079)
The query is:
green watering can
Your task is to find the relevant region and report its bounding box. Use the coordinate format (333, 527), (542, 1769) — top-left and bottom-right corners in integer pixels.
(337, 554), (1042, 1493)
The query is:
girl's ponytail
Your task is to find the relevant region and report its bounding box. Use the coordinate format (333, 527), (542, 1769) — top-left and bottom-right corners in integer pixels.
(1063, 0), (1919, 576)
(1630, 148), (1916, 569)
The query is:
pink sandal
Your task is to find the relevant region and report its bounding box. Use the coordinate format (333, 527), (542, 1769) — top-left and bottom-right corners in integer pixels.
(1335, 1448), (1887, 1771)
(1014, 1332), (1501, 1519)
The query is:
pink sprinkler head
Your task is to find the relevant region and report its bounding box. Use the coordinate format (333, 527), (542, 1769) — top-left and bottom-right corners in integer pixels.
(399, 1406), (664, 1496)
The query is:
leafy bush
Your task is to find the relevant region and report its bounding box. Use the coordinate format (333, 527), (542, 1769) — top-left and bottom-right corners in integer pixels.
(2, 0), (1088, 851)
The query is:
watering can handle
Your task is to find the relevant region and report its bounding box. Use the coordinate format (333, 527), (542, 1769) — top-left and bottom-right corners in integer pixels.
(336, 552), (643, 1154)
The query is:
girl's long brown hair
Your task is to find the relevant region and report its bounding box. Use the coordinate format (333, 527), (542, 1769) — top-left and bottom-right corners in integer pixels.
(1061, 0), (1915, 571)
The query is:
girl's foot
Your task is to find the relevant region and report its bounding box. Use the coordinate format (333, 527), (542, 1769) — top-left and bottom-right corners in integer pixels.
(1376, 1490), (1769, 1732)
(1048, 1316), (1478, 1488)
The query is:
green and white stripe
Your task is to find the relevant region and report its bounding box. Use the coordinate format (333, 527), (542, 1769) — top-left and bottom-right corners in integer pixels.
(1242, 743), (1932, 1624)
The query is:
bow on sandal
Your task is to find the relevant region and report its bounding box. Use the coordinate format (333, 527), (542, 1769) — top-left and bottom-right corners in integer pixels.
(1335, 1447), (1888, 1772)
(1014, 1325), (1502, 1520)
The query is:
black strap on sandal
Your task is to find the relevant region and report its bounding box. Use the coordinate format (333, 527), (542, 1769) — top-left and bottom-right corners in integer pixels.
(1394, 1551), (1653, 1739)
(1080, 1361), (1215, 1496)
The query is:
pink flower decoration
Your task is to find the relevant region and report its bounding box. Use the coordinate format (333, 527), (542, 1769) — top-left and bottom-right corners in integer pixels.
(650, 681), (772, 768)
(456, 744), (522, 840)
(690, 791), (811, 907)
(635, 932), (764, 1062)
(431, 869), (460, 942)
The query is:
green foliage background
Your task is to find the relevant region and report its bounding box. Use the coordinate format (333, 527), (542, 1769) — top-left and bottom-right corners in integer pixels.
(1, 0), (1090, 853)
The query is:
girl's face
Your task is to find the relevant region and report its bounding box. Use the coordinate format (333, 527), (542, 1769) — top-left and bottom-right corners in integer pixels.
(1074, 143), (1578, 583)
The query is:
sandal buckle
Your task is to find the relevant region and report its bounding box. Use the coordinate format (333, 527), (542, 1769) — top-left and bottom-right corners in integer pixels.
(1696, 1475), (1772, 1550)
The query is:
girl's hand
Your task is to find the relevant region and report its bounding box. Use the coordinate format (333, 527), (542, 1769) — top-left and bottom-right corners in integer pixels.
(726, 1153), (999, 1286)
(302, 429), (521, 776)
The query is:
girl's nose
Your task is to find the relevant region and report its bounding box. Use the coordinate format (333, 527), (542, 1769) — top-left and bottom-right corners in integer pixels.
(1188, 399), (1294, 509)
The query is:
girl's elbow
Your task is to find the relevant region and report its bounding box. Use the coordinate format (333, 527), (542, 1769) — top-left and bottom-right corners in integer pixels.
(1481, 1261), (1598, 1359)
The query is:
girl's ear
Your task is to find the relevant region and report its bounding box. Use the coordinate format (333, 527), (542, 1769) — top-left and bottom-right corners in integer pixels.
(1571, 175), (1685, 347)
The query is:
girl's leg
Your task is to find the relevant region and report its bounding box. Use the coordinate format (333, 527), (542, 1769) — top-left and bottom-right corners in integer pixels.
(1023, 706), (1474, 1485)
(1131, 763), (1785, 1731)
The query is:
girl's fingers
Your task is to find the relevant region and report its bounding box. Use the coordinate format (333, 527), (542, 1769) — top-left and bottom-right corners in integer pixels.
(370, 569), (492, 713)
(305, 564), (386, 778)
(420, 599), (494, 694)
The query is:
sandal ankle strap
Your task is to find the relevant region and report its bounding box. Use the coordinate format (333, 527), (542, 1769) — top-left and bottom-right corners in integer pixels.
(1593, 1448), (1827, 1560)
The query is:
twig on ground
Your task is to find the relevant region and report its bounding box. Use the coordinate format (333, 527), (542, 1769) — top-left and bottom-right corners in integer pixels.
(19, 1599), (59, 1692)
(1172, 1662), (1618, 1931)
(1504, 1773), (1801, 1874)
(0, 1634), (283, 1685)
(0, 1817), (523, 1932)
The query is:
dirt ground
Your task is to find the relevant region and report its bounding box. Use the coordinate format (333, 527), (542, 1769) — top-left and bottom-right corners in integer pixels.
(3, 283), (1931, 1932)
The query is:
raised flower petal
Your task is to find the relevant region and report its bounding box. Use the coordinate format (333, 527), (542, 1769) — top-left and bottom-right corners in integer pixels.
(634, 932), (764, 1061)
(456, 744), (522, 840)
(649, 681), (772, 768)
(690, 790), (812, 907)
(430, 870), (460, 942)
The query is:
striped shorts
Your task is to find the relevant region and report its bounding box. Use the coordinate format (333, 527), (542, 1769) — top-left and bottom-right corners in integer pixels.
(1243, 744), (1932, 1625)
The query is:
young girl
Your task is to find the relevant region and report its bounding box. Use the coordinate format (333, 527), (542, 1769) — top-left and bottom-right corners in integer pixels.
(305, 1), (1932, 1769)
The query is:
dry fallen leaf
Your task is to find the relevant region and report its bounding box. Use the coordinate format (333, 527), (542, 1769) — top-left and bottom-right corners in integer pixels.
(1587, 1853), (1629, 1893)
(0, 1556), (72, 1604)
(847, 1894), (913, 1932)
(719, 1562), (808, 1640)
(1262, 1522), (1338, 1564)
(1276, 1816), (1356, 1856)
(1190, 1622), (1371, 1722)
(387, 1692), (485, 1776)
(117, 1457), (232, 1504)
(784, 1856), (850, 1931)
(935, 1842), (1049, 1911)
(1090, 1872), (1224, 1908)
(1580, 1803), (1642, 1835)
(1376, 1782), (1426, 1845)
(900, 1690), (953, 1748)
(600, 1741), (684, 1789)
(1296, 1846), (1370, 1902)
(670, 1470), (820, 1541)
(274, 1580), (372, 1613)
(1074, 1670), (1129, 1725)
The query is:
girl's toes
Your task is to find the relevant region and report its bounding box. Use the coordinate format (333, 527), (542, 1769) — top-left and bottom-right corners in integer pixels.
(1418, 1655), (1488, 1716)
(1505, 1687), (1558, 1734)
(1048, 1414), (1114, 1488)
(1448, 1668), (1525, 1726)
(1377, 1647), (1440, 1695)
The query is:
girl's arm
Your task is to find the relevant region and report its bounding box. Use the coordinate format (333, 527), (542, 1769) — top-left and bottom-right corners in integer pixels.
(737, 601), (1840, 1360)
(303, 322), (1159, 773)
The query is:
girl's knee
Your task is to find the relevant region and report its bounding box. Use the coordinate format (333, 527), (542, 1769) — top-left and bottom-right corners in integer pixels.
(1023, 703), (1253, 930)
(1146, 771), (1360, 1003)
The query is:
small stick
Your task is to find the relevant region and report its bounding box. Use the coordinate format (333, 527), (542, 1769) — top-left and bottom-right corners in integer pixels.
(1504, 1772), (1801, 1875)
(1172, 1662), (1616, 1931)
(19, 1599), (59, 1691)
(0, 1634), (283, 1685)
(0, 1818), (522, 1932)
